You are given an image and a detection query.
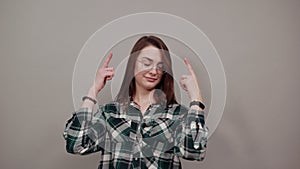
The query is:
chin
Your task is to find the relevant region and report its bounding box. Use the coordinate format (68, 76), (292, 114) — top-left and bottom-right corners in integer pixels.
(141, 80), (160, 90)
(143, 83), (158, 90)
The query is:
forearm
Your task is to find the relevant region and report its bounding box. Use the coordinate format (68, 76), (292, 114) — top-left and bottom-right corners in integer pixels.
(64, 107), (94, 154)
(64, 106), (106, 155)
(81, 86), (98, 110)
(175, 104), (208, 161)
(190, 96), (204, 111)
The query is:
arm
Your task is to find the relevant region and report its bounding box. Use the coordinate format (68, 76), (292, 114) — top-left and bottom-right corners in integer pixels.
(63, 98), (107, 155)
(174, 104), (208, 161)
(176, 58), (209, 160)
(63, 52), (115, 155)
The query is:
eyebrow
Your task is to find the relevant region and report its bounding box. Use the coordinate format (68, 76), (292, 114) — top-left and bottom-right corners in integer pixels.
(142, 56), (163, 64)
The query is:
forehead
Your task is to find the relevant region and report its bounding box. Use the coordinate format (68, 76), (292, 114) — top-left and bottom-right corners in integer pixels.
(138, 45), (162, 61)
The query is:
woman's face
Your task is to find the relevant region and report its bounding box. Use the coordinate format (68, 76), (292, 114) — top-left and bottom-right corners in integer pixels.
(134, 45), (164, 91)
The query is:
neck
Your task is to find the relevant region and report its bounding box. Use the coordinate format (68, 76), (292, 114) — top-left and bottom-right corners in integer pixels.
(134, 85), (154, 105)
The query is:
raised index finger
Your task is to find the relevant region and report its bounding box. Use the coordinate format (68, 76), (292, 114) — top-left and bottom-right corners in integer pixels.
(102, 51), (113, 68)
(184, 57), (196, 76)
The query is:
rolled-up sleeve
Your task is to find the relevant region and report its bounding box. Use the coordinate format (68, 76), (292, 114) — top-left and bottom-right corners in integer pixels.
(174, 106), (209, 161)
(63, 106), (106, 155)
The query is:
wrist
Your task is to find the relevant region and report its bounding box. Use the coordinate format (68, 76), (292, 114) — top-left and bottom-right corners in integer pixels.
(190, 96), (203, 102)
(190, 105), (203, 111)
(190, 100), (205, 110)
(190, 91), (202, 101)
(87, 87), (97, 99)
(82, 96), (97, 104)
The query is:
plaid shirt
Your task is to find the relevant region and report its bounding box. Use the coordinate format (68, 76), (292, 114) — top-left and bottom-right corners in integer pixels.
(63, 101), (208, 169)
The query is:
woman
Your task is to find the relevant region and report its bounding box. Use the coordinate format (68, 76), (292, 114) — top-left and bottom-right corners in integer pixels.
(63, 35), (208, 169)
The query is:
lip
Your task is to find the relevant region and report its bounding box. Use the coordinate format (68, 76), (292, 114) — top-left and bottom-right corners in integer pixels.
(145, 77), (157, 82)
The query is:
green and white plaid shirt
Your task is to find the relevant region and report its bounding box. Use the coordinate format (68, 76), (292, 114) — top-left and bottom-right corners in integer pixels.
(63, 101), (208, 169)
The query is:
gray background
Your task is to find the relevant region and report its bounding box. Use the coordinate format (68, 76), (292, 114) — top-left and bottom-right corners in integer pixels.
(0, 0), (299, 169)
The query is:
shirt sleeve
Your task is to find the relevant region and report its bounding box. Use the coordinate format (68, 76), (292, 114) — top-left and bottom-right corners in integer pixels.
(63, 105), (107, 155)
(174, 105), (209, 161)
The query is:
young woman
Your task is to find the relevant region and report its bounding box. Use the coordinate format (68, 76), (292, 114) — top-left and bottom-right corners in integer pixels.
(64, 35), (208, 169)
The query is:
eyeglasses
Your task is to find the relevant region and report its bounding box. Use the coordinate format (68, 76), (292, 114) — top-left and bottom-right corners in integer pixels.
(137, 58), (165, 73)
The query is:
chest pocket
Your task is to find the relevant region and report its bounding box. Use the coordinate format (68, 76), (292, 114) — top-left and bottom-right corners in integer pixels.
(106, 115), (133, 143)
(101, 102), (134, 143)
(141, 117), (179, 143)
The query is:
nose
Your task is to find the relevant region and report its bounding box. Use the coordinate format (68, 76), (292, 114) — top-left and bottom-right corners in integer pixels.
(148, 66), (158, 75)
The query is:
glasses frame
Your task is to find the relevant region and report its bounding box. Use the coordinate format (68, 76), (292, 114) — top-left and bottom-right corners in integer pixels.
(136, 58), (165, 73)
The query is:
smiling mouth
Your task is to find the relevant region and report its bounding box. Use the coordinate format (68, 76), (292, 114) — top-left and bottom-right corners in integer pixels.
(145, 77), (157, 82)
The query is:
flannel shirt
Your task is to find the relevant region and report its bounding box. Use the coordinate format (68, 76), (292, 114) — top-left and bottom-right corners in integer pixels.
(63, 101), (208, 169)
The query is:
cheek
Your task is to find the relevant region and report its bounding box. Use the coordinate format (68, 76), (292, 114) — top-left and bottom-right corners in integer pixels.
(134, 63), (143, 76)
(157, 75), (163, 82)
(134, 67), (145, 81)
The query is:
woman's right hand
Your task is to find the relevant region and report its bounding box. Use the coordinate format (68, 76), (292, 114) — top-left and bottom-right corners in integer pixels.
(91, 51), (114, 95)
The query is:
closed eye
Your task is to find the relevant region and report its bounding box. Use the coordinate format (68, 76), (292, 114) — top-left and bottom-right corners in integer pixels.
(141, 57), (153, 66)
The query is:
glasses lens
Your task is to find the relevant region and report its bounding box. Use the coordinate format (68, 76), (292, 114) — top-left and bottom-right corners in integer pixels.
(139, 59), (165, 73)
(156, 63), (164, 72)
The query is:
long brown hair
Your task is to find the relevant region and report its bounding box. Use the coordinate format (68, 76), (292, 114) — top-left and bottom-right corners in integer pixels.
(115, 35), (178, 106)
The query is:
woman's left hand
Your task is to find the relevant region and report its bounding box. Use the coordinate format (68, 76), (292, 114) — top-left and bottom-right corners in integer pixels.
(180, 58), (203, 102)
